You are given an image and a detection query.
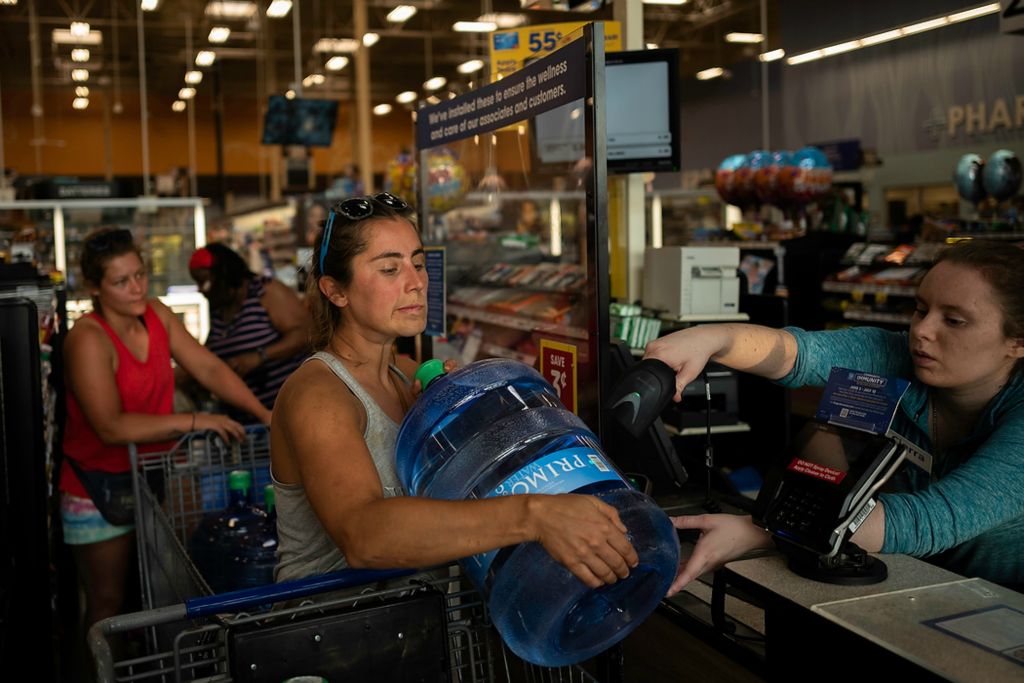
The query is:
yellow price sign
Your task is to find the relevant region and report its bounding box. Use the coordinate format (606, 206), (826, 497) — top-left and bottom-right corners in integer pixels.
(489, 21), (622, 80)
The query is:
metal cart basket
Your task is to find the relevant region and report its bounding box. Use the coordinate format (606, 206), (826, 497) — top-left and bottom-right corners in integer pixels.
(88, 428), (609, 682)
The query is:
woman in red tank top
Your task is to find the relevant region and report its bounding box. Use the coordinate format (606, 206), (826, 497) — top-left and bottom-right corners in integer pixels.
(61, 227), (272, 644)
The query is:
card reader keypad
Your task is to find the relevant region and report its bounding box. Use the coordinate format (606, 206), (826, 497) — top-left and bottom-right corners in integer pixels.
(773, 488), (827, 533)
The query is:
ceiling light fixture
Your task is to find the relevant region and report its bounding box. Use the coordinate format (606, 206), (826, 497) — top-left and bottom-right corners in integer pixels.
(425, 94), (441, 105)
(641, 0), (688, 5)
(325, 56), (349, 71)
(71, 48), (90, 62)
(786, 3), (999, 66)
(52, 29), (103, 45)
(140, 0), (160, 11)
(73, 97), (89, 110)
(302, 73), (325, 87)
(75, 86), (89, 97)
(172, 100), (187, 112)
(452, 21), (496, 32)
(362, 32), (379, 47)
(0, 0), (19, 5)
(70, 21), (90, 37)
(313, 37), (360, 53)
(266, 0), (292, 18)
(195, 50), (216, 66)
(758, 48), (785, 62)
(71, 69), (89, 82)
(373, 103), (392, 115)
(646, 42), (658, 50)
(457, 59), (484, 74)
(205, 1), (257, 18)
(185, 70), (203, 84)
(695, 66), (725, 81)
(386, 5), (416, 23)
(395, 90), (417, 104)
(285, 89), (296, 99)
(725, 32), (763, 43)
(208, 26), (231, 43)
(423, 76), (447, 91)
(179, 87), (196, 99)
(476, 13), (526, 28)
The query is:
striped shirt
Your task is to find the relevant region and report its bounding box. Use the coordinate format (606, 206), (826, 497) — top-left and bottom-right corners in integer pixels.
(206, 275), (306, 418)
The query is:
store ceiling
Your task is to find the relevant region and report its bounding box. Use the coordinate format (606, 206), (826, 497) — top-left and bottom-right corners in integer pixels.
(0, 0), (774, 110)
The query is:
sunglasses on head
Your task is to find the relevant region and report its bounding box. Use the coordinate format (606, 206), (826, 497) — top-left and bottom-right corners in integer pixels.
(319, 192), (411, 275)
(85, 229), (134, 252)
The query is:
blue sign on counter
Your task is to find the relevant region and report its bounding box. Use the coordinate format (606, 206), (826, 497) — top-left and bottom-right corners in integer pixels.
(816, 367), (910, 435)
(424, 246), (446, 337)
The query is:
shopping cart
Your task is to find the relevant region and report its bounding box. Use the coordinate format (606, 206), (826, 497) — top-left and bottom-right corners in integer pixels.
(88, 428), (611, 682)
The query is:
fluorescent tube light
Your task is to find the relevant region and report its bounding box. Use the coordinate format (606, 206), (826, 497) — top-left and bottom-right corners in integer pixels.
(71, 69), (89, 82)
(457, 59), (484, 74)
(423, 76), (447, 91)
(363, 32), (379, 47)
(172, 100), (187, 112)
(179, 87), (196, 99)
(185, 70), (203, 84)
(477, 13), (526, 28)
(395, 90), (417, 104)
(314, 38), (360, 53)
(386, 5), (416, 23)
(373, 103), (392, 115)
(208, 26), (231, 43)
(205, 1), (257, 18)
(70, 22), (90, 37)
(453, 21), (496, 32)
(140, 0), (159, 11)
(71, 48), (90, 62)
(325, 56), (349, 71)
(725, 32), (763, 44)
(52, 29), (103, 45)
(695, 66), (725, 81)
(75, 86), (89, 97)
(195, 50), (216, 66)
(758, 48), (785, 62)
(266, 0), (292, 18)
(73, 97), (89, 110)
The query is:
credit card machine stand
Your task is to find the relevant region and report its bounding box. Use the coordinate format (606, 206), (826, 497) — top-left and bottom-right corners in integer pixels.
(752, 423), (927, 586)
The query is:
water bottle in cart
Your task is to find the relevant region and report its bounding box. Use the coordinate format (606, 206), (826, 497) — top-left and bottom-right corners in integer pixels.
(189, 469), (269, 593)
(223, 483), (279, 589)
(396, 358), (680, 667)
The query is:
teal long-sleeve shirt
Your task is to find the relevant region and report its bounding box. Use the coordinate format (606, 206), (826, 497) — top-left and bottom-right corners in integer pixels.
(778, 326), (1024, 588)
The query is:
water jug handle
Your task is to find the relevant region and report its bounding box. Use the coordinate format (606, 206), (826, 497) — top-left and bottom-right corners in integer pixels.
(183, 568), (418, 617)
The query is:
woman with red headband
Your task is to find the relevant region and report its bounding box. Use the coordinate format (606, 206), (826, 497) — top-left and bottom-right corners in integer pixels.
(188, 243), (310, 420)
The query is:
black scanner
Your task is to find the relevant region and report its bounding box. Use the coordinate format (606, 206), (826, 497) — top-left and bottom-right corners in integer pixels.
(606, 358), (677, 439)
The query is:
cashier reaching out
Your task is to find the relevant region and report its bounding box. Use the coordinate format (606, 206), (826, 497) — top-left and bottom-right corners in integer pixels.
(269, 192), (638, 585)
(646, 239), (1024, 593)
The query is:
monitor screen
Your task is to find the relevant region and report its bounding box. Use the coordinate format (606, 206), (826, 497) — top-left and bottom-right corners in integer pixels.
(532, 48), (681, 174)
(261, 96), (339, 147)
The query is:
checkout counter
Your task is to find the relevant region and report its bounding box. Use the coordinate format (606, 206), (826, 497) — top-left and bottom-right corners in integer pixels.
(609, 363), (1024, 681)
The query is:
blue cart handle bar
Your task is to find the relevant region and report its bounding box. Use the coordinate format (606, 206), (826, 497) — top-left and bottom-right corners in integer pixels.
(185, 567), (418, 618)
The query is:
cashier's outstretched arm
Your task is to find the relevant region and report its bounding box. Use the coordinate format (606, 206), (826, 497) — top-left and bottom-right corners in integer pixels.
(645, 324), (798, 401)
(667, 514), (773, 596)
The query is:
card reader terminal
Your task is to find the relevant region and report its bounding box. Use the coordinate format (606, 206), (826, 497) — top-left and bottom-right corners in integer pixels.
(753, 422), (910, 560)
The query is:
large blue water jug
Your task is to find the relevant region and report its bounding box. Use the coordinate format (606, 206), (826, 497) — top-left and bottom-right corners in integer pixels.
(396, 358), (679, 667)
(189, 470), (277, 593)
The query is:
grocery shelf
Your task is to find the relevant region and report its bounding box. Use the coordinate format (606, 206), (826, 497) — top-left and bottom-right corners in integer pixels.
(843, 310), (913, 325)
(448, 304), (588, 340)
(822, 281), (917, 297)
(481, 343), (536, 366)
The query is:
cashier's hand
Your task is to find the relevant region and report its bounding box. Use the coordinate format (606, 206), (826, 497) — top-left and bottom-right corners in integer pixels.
(532, 494), (639, 589)
(411, 359), (459, 398)
(644, 329), (719, 402)
(667, 514), (773, 597)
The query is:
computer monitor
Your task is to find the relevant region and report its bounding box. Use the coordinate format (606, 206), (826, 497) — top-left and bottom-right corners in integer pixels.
(531, 48), (681, 175)
(603, 340), (688, 492)
(262, 96), (339, 147)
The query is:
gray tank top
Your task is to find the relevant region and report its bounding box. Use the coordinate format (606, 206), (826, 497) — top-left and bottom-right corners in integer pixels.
(273, 351), (410, 582)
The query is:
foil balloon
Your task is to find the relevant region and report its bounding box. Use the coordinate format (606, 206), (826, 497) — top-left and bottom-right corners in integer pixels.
(982, 149), (1022, 202)
(733, 151), (768, 206)
(754, 150), (794, 206)
(384, 151), (418, 204)
(425, 148), (469, 214)
(779, 146), (833, 204)
(953, 154), (986, 204)
(714, 154), (747, 206)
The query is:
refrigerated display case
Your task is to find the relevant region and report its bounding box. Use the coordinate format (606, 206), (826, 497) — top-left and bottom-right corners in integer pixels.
(416, 25), (609, 433)
(0, 198), (209, 341)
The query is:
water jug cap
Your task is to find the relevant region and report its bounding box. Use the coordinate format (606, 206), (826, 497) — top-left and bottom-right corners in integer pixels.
(415, 359), (447, 390)
(228, 470), (253, 492)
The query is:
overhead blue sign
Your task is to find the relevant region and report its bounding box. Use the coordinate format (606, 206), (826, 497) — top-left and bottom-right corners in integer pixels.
(416, 37), (586, 150)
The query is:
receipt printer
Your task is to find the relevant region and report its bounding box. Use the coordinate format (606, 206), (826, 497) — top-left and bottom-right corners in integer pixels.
(643, 246), (740, 318)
